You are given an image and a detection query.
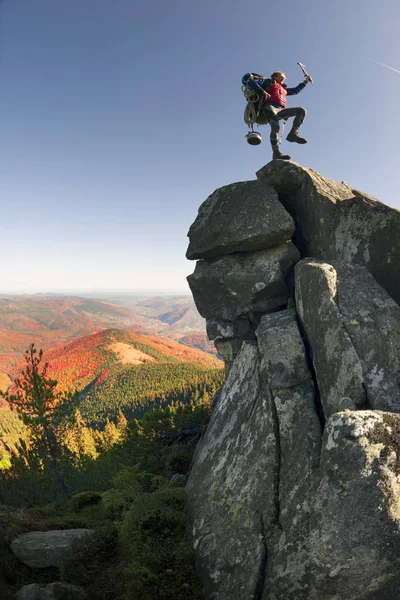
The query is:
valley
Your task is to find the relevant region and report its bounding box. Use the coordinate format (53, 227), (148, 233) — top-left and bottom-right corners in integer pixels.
(0, 293), (216, 384)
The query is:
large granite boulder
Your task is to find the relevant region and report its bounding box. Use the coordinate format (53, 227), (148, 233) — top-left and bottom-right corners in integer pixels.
(187, 242), (300, 320)
(10, 529), (91, 569)
(257, 160), (400, 306)
(186, 180), (294, 260)
(187, 315), (400, 599)
(295, 259), (400, 417)
(187, 312), (323, 599)
(186, 342), (279, 600)
(308, 410), (400, 600)
(256, 309), (311, 389)
(256, 310), (322, 599)
(186, 161), (400, 600)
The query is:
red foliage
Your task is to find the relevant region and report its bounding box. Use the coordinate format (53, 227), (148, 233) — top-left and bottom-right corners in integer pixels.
(7, 329), (222, 398)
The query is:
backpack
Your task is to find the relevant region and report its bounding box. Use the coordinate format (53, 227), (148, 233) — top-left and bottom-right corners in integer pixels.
(242, 73), (272, 127)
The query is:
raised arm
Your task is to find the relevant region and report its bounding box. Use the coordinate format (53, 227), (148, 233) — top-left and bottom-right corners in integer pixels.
(286, 76), (311, 96)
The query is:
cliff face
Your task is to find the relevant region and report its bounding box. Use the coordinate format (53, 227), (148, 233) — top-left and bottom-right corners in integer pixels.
(185, 161), (400, 600)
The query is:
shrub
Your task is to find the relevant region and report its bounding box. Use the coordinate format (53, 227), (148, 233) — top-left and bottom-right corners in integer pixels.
(60, 525), (122, 599)
(69, 491), (102, 512)
(119, 486), (203, 600)
(101, 467), (143, 517)
(165, 448), (192, 475)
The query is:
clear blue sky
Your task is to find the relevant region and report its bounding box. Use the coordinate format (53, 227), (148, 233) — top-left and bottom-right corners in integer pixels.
(0, 0), (399, 294)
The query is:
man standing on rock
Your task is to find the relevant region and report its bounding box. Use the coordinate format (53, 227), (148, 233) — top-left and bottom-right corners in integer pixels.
(243, 71), (312, 160)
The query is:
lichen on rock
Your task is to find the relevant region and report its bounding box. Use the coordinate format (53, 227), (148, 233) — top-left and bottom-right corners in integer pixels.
(185, 161), (400, 600)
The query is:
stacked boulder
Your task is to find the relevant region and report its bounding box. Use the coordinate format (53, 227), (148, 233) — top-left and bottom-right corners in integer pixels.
(186, 180), (299, 371)
(185, 161), (400, 600)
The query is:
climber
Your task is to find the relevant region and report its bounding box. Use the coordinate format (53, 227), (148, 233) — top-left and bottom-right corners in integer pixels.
(243, 71), (312, 160)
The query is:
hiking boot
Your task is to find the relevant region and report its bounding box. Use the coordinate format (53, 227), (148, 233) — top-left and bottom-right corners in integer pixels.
(272, 147), (291, 160)
(286, 129), (307, 144)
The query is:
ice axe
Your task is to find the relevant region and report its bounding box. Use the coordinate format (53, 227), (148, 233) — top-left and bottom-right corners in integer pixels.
(297, 62), (314, 84)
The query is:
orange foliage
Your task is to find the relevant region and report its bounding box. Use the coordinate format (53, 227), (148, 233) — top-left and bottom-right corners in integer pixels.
(7, 329), (222, 398)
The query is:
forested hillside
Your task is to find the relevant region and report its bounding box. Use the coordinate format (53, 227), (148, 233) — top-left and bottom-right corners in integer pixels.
(6, 328), (221, 394)
(0, 329), (222, 468)
(81, 362), (223, 424)
(178, 331), (216, 354)
(0, 409), (26, 469)
(0, 398), (218, 600)
(0, 312), (223, 599)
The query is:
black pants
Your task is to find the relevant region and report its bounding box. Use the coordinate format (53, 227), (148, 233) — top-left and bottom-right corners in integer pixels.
(263, 105), (307, 146)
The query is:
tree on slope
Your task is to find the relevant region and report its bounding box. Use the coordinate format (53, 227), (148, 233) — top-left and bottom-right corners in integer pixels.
(0, 343), (79, 498)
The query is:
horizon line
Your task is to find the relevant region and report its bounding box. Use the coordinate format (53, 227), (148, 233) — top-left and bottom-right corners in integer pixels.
(0, 289), (192, 297)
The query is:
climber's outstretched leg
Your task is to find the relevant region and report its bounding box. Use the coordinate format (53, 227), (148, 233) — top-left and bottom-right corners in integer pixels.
(278, 107), (307, 144)
(269, 114), (291, 160)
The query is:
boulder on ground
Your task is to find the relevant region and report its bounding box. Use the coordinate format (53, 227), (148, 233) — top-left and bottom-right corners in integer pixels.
(15, 584), (43, 600)
(10, 529), (91, 569)
(15, 582), (88, 600)
(39, 582), (88, 600)
(186, 180), (294, 260)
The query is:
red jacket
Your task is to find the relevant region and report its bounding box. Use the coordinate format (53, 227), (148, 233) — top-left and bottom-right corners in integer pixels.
(249, 77), (307, 109)
(264, 82), (287, 108)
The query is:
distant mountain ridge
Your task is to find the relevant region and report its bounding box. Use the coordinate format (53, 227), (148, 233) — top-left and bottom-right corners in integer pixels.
(0, 295), (137, 356)
(117, 295), (205, 333)
(0, 294), (214, 378)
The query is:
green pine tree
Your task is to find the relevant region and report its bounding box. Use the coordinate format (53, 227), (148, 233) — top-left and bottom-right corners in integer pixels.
(0, 344), (79, 498)
(100, 419), (123, 452)
(116, 410), (128, 439)
(62, 409), (99, 461)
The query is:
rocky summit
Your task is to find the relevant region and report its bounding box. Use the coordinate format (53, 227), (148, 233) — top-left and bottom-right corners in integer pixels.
(185, 161), (400, 600)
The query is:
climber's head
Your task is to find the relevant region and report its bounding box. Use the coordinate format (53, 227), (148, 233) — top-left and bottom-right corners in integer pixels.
(271, 71), (286, 84)
(242, 73), (252, 85)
